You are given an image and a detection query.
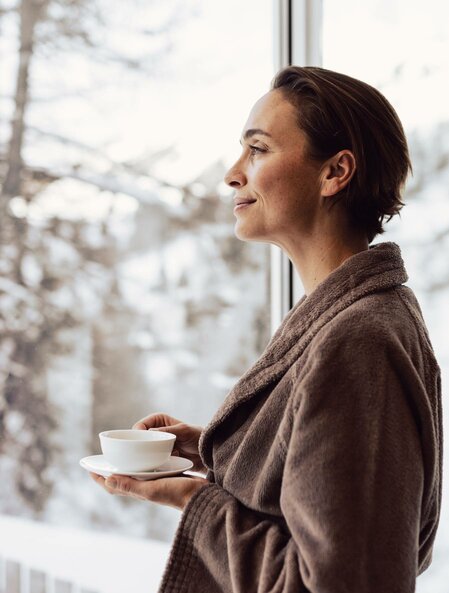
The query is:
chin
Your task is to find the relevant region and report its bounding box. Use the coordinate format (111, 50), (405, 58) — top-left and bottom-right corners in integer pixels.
(234, 224), (266, 243)
(234, 222), (253, 241)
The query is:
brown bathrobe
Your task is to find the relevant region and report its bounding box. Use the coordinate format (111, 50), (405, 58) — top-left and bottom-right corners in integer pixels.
(158, 242), (443, 593)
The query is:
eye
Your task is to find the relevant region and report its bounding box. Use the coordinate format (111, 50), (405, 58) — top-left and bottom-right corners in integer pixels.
(249, 145), (266, 155)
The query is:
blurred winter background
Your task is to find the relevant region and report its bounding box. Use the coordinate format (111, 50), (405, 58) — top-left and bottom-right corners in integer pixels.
(0, 0), (448, 592)
(0, 0), (273, 590)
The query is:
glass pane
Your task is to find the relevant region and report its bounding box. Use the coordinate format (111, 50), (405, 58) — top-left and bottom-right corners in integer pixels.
(0, 0), (273, 576)
(323, 2), (449, 591)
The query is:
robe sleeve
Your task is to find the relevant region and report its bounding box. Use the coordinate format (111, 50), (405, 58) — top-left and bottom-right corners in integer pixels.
(158, 326), (425, 593)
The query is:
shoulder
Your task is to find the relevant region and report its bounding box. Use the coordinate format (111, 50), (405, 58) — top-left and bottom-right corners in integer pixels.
(298, 286), (431, 386)
(312, 286), (422, 356)
(291, 288), (425, 413)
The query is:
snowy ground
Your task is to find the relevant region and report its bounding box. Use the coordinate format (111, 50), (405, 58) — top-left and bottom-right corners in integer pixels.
(0, 514), (170, 593)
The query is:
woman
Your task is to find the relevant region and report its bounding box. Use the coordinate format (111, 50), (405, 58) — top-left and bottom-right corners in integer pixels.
(91, 67), (443, 593)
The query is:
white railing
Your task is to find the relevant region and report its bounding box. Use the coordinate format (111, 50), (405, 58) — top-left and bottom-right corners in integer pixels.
(0, 514), (171, 593)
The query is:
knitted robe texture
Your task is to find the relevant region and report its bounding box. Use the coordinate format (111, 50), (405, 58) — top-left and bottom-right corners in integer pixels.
(158, 242), (443, 593)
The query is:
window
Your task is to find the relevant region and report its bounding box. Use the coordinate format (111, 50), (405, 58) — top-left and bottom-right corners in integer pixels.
(2, 2), (444, 591)
(0, 1), (273, 590)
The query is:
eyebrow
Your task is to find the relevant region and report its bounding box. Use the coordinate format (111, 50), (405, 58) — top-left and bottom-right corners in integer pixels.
(240, 128), (272, 144)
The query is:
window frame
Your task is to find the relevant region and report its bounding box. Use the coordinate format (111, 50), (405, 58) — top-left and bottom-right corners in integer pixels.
(271, 0), (322, 332)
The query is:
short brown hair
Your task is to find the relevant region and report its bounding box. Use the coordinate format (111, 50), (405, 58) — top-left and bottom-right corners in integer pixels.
(271, 66), (412, 243)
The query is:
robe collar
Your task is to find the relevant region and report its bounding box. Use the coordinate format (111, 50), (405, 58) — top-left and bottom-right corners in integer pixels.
(199, 241), (408, 469)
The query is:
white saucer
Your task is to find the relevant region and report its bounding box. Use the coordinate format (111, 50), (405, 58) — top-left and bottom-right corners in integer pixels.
(80, 454), (193, 480)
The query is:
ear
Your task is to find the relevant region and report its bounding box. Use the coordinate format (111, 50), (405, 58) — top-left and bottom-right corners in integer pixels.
(320, 150), (356, 197)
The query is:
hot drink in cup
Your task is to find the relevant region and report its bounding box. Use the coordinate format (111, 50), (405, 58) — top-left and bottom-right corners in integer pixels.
(99, 429), (176, 472)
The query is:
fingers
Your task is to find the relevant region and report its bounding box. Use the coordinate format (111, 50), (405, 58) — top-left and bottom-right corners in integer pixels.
(132, 421), (147, 430)
(89, 472), (112, 492)
(103, 475), (172, 507)
(97, 474), (158, 501)
(90, 471), (208, 511)
(148, 422), (184, 436)
(132, 412), (181, 430)
(89, 472), (146, 499)
(105, 476), (135, 495)
(150, 422), (201, 436)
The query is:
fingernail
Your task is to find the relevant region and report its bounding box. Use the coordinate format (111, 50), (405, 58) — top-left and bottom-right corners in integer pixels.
(106, 478), (117, 488)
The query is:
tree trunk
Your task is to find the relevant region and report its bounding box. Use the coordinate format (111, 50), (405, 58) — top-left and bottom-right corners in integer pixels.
(1, 0), (48, 202)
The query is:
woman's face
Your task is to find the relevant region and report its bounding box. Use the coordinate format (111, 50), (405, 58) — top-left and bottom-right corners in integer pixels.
(224, 89), (324, 247)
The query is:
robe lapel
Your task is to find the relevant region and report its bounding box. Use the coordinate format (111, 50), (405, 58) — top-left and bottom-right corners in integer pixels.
(199, 242), (408, 468)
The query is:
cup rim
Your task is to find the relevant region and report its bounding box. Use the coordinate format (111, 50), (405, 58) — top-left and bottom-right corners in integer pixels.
(99, 429), (176, 442)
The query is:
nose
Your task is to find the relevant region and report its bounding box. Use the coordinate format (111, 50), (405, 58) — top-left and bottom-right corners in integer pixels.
(224, 159), (246, 188)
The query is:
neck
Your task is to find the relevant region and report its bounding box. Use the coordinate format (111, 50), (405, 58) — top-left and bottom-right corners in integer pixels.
(279, 227), (369, 297)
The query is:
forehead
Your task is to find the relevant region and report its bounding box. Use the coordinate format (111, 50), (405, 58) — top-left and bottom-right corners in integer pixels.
(242, 90), (299, 139)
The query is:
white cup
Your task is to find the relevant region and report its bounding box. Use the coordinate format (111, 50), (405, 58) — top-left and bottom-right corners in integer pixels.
(99, 429), (176, 472)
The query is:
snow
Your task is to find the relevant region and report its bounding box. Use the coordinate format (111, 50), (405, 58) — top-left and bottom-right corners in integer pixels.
(0, 514), (170, 593)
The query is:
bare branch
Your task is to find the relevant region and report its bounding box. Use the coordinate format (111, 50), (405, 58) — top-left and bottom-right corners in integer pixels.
(27, 125), (178, 187)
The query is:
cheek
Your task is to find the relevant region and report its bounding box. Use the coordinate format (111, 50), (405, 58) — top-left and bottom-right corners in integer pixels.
(255, 163), (316, 209)
(252, 161), (289, 197)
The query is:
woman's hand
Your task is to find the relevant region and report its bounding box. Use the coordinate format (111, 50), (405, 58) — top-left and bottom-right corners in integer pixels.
(90, 412), (210, 510)
(133, 412), (206, 473)
(90, 472), (210, 511)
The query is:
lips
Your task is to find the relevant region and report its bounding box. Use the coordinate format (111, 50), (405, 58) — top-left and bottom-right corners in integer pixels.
(234, 198), (257, 206)
(236, 200), (256, 206)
